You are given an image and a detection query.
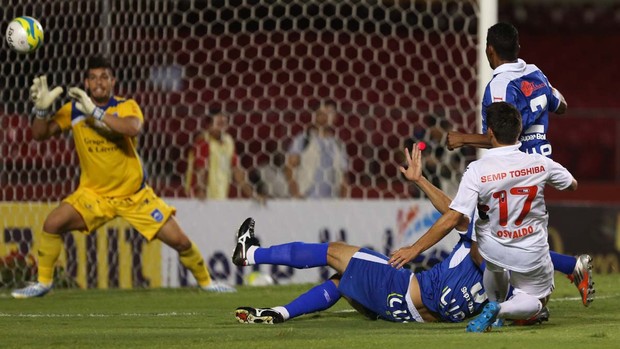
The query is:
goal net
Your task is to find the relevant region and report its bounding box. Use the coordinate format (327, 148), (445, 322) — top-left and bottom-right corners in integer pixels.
(1, 0), (481, 288)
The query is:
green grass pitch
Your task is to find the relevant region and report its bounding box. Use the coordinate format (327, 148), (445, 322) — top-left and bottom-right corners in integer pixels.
(1, 273), (618, 349)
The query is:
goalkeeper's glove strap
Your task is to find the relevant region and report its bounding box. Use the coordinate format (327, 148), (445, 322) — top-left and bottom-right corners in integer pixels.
(32, 107), (49, 120)
(92, 107), (105, 121)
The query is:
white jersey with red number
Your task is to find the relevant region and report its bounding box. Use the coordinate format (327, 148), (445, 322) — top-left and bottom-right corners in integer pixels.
(449, 143), (575, 272)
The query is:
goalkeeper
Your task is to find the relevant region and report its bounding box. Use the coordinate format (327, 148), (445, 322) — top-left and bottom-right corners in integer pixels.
(12, 55), (234, 298)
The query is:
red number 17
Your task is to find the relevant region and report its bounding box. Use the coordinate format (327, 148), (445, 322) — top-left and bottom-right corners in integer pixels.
(492, 186), (538, 226)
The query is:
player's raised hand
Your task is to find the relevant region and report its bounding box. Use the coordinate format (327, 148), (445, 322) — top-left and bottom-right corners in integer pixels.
(399, 143), (423, 182)
(388, 245), (418, 269)
(68, 87), (104, 120)
(446, 131), (464, 150)
(30, 76), (64, 112)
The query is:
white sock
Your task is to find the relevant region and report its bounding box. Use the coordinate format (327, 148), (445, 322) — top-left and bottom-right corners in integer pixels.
(246, 245), (258, 265)
(272, 306), (290, 320)
(498, 292), (542, 320)
(483, 269), (510, 302)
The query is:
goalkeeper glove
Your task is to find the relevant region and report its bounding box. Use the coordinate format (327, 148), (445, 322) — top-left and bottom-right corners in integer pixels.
(68, 87), (105, 120)
(30, 76), (64, 119)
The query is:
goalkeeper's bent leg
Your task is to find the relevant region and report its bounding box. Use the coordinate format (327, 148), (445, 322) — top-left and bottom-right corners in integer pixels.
(37, 231), (63, 286)
(179, 242), (212, 287)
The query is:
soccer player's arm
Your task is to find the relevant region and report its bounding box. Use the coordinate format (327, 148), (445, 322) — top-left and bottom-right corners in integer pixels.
(389, 209), (463, 269)
(446, 97), (492, 150)
(551, 87), (567, 115)
(389, 165), (478, 268)
(101, 99), (143, 137)
(547, 158), (578, 191)
(399, 144), (469, 231)
(32, 102), (71, 141)
(446, 132), (492, 150)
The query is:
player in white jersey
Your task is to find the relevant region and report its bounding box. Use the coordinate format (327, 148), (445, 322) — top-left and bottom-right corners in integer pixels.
(447, 22), (593, 307)
(389, 102), (578, 332)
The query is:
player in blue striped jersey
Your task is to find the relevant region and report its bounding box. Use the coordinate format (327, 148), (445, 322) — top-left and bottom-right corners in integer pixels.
(448, 22), (567, 157)
(447, 22), (593, 307)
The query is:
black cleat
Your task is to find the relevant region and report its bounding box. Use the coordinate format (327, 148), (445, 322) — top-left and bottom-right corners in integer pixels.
(235, 307), (284, 324)
(232, 217), (260, 266)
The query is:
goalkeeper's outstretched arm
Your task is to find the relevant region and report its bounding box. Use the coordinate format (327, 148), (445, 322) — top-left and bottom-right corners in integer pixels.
(29, 75), (64, 141)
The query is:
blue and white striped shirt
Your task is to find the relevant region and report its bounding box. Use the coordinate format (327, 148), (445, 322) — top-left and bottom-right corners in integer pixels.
(482, 59), (561, 158)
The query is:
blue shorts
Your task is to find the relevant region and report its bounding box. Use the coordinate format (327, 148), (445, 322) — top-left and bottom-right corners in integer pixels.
(416, 242), (487, 322)
(338, 248), (423, 323)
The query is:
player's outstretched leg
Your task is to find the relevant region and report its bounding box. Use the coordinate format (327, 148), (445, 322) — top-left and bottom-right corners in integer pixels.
(568, 254), (595, 307)
(232, 217), (328, 268)
(234, 279), (342, 324)
(235, 307), (285, 324)
(466, 302), (500, 333)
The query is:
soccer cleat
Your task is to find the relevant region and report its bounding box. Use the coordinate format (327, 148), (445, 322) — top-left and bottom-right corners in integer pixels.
(235, 307), (284, 324)
(201, 282), (237, 293)
(11, 282), (52, 299)
(511, 306), (550, 326)
(232, 217), (260, 266)
(567, 254), (595, 307)
(466, 301), (500, 333)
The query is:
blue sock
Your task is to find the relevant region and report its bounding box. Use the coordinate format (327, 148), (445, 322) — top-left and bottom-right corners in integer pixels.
(254, 242), (328, 268)
(549, 251), (576, 275)
(284, 280), (341, 319)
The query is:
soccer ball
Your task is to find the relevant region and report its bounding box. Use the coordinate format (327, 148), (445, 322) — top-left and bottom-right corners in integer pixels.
(5, 16), (44, 54)
(243, 271), (275, 287)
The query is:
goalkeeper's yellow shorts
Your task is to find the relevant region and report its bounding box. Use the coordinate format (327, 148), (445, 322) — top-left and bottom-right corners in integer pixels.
(63, 185), (175, 241)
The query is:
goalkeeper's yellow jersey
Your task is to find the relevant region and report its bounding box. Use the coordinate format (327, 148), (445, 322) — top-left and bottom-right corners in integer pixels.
(53, 96), (145, 197)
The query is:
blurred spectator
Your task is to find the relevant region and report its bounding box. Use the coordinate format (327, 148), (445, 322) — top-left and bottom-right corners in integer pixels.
(285, 101), (349, 199)
(184, 110), (261, 201)
(252, 152), (290, 198)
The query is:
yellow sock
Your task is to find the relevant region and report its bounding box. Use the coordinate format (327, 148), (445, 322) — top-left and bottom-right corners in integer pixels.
(179, 242), (212, 287)
(37, 232), (63, 285)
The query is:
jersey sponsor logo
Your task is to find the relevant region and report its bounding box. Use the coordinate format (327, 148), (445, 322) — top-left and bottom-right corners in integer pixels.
(481, 166), (545, 183)
(509, 166), (545, 178)
(520, 80), (546, 97)
(492, 96), (504, 101)
(481, 172), (507, 183)
(520, 133), (547, 142)
(496, 225), (534, 239)
(150, 208), (164, 222)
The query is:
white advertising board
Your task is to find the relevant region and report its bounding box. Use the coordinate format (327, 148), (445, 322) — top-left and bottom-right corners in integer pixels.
(162, 199), (460, 287)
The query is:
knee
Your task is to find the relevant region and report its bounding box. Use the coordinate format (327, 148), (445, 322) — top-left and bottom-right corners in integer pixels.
(42, 216), (64, 235)
(327, 241), (346, 253)
(166, 234), (192, 252)
(328, 273), (341, 287)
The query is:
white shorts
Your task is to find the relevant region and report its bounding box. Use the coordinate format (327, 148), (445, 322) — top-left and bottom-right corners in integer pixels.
(487, 254), (555, 299)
